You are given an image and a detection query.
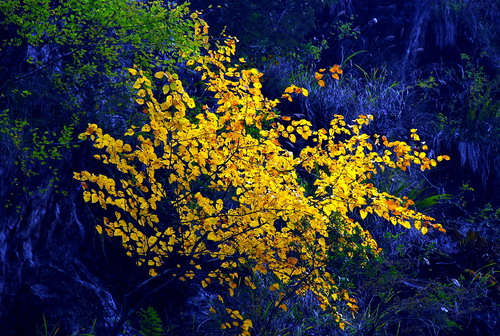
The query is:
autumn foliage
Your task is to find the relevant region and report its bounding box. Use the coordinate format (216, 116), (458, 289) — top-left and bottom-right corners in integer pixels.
(74, 33), (449, 334)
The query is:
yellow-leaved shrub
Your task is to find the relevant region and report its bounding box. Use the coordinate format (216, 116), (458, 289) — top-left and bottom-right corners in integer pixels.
(74, 36), (449, 334)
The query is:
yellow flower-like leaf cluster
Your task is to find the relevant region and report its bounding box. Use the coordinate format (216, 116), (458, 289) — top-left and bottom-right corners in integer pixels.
(315, 65), (343, 87)
(75, 35), (449, 335)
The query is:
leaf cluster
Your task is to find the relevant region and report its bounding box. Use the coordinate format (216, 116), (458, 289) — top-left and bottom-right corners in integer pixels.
(75, 33), (449, 334)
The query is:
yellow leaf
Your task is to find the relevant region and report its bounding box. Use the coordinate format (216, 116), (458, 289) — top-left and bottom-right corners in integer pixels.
(96, 225), (103, 235)
(437, 155), (450, 161)
(360, 209), (368, 220)
(132, 79), (142, 89)
(279, 303), (288, 311)
(160, 101), (171, 110)
(148, 236), (158, 246)
(128, 69), (137, 75)
(318, 237), (326, 246)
